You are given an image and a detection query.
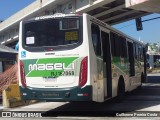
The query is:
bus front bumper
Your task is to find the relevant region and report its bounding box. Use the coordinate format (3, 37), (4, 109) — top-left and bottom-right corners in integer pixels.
(20, 86), (92, 102)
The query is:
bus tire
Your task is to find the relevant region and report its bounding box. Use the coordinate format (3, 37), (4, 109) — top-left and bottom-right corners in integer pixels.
(117, 77), (125, 102)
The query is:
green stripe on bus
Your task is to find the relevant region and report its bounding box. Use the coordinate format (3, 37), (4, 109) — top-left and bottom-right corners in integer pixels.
(22, 57), (78, 77)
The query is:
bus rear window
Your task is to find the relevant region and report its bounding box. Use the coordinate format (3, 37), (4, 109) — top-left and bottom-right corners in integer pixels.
(24, 18), (81, 48)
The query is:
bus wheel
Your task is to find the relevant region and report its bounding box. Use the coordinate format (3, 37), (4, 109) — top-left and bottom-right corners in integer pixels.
(117, 77), (125, 102)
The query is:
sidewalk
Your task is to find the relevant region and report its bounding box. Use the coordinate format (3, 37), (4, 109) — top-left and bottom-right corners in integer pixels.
(1, 102), (67, 111)
(0, 104), (4, 110)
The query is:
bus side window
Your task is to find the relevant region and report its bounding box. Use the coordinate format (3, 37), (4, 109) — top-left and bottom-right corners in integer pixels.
(133, 43), (136, 59)
(120, 36), (127, 58)
(137, 44), (143, 60)
(114, 34), (120, 57)
(136, 44), (139, 60)
(110, 32), (120, 57)
(110, 32), (115, 56)
(140, 45), (144, 60)
(134, 43), (139, 59)
(91, 24), (101, 56)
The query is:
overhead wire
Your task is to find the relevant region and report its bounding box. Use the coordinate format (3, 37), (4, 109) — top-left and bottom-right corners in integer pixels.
(117, 16), (160, 29)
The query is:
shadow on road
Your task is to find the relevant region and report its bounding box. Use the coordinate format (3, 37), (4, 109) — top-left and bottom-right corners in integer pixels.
(42, 75), (160, 117)
(42, 100), (122, 117)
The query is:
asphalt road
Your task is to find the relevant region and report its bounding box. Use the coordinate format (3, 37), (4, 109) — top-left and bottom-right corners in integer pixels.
(42, 73), (160, 117)
(1, 73), (160, 120)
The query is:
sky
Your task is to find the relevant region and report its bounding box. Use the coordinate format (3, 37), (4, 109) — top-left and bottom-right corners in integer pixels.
(0, 0), (160, 44)
(0, 0), (34, 20)
(113, 13), (160, 44)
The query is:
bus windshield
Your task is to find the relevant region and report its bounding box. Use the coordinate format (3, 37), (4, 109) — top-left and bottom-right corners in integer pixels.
(23, 17), (81, 50)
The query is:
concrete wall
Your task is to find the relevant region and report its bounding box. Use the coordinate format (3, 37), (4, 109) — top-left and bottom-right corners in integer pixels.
(126, 0), (160, 13)
(0, 1), (41, 32)
(0, 0), (58, 45)
(0, 0), (137, 46)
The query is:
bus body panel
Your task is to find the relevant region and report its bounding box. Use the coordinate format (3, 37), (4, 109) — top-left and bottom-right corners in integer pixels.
(18, 14), (92, 101)
(86, 15), (98, 102)
(86, 15), (105, 102)
(86, 14), (146, 101)
(19, 47), (87, 88)
(18, 13), (146, 102)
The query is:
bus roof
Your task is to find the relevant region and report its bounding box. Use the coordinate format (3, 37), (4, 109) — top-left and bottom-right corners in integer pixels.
(26, 13), (81, 22)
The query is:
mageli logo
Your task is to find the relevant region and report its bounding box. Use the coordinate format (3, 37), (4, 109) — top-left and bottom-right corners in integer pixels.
(28, 63), (75, 71)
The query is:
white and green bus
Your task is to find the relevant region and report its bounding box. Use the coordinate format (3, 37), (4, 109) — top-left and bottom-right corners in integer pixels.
(18, 13), (147, 102)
